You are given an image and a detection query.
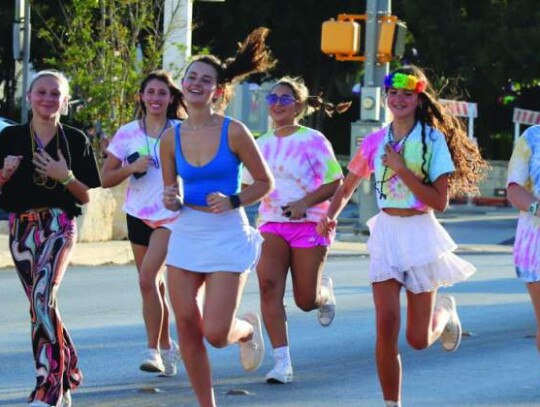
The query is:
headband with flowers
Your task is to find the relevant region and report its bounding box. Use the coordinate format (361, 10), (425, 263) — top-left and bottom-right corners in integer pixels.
(384, 72), (426, 93)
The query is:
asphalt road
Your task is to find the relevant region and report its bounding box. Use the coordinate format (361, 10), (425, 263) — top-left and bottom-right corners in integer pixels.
(1, 248), (540, 406)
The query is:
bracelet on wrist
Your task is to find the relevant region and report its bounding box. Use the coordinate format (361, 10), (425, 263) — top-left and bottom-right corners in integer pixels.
(60, 170), (76, 186)
(229, 194), (242, 209)
(528, 201), (539, 217)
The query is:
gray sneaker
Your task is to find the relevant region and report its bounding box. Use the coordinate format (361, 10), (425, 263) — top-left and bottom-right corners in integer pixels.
(436, 294), (462, 352)
(161, 340), (180, 377)
(317, 275), (336, 327)
(239, 313), (265, 372)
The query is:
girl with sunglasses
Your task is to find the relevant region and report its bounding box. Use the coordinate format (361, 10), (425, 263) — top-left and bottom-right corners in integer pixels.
(0, 70), (101, 407)
(317, 65), (489, 406)
(101, 70), (186, 377)
(243, 76), (350, 384)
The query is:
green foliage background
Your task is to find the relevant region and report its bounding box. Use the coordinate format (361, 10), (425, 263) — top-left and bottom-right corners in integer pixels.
(1, 0), (539, 159)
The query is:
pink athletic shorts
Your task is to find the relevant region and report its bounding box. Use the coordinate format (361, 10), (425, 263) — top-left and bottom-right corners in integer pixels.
(259, 222), (334, 248)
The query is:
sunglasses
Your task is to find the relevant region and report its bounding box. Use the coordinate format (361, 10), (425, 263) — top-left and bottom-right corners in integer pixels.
(265, 94), (296, 106)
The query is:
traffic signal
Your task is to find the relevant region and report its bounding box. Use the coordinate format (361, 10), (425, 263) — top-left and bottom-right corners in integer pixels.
(378, 15), (407, 63)
(321, 14), (366, 61)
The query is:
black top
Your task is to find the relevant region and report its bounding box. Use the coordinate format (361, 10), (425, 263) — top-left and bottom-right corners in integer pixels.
(0, 123), (102, 218)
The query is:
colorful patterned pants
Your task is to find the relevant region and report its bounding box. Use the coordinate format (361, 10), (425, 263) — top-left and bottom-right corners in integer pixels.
(9, 208), (83, 406)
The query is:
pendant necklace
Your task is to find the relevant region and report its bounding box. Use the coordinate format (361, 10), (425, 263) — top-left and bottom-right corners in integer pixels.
(30, 122), (72, 190)
(374, 121), (416, 200)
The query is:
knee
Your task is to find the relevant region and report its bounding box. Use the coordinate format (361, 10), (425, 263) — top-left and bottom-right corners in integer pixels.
(203, 324), (229, 349)
(259, 278), (281, 303)
(139, 271), (158, 295)
(294, 295), (316, 312)
(376, 310), (400, 343)
(406, 331), (429, 350)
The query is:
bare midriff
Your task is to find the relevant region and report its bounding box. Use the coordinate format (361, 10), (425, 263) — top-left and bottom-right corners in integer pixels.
(382, 207), (427, 217)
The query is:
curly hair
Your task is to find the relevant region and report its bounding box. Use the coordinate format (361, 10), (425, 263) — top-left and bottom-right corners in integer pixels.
(185, 27), (276, 111)
(388, 65), (489, 197)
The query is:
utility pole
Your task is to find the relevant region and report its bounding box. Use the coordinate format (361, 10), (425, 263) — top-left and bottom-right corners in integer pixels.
(351, 0), (391, 234)
(20, 0), (31, 123)
(162, 0), (225, 80)
(13, 0), (31, 122)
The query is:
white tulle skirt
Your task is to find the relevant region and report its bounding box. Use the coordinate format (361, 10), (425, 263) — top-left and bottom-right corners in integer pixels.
(166, 206), (263, 273)
(366, 211), (475, 293)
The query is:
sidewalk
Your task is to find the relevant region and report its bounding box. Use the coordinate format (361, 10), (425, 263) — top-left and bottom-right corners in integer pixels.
(0, 203), (517, 269)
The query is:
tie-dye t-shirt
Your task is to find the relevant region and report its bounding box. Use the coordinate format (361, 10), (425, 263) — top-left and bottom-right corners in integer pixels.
(348, 123), (455, 211)
(506, 125), (540, 282)
(243, 126), (343, 224)
(107, 119), (181, 222)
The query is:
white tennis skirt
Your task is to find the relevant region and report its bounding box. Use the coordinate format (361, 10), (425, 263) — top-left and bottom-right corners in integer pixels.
(366, 211), (475, 293)
(166, 206), (263, 273)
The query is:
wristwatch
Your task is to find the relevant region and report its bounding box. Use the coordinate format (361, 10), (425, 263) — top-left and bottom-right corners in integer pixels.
(528, 201), (539, 216)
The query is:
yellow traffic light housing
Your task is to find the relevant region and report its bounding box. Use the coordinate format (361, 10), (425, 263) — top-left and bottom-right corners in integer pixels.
(378, 15), (407, 63)
(321, 14), (366, 62)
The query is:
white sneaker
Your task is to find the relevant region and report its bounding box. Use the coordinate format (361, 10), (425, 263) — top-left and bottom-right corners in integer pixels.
(436, 294), (462, 352)
(318, 275), (336, 327)
(61, 390), (72, 407)
(140, 348), (165, 373)
(239, 313), (265, 372)
(265, 359), (293, 384)
(161, 340), (180, 377)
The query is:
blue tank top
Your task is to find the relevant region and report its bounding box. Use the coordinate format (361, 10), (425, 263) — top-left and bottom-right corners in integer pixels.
(174, 116), (241, 207)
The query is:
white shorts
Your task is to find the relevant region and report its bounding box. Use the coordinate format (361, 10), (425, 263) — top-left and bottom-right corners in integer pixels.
(366, 211), (475, 294)
(166, 206), (263, 273)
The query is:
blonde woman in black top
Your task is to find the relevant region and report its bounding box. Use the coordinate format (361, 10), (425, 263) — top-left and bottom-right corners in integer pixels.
(0, 70), (101, 407)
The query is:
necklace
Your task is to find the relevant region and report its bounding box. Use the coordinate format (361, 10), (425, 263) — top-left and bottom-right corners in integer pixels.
(142, 118), (170, 169)
(30, 122), (72, 190)
(374, 122), (416, 200)
(183, 115), (218, 131)
(30, 123), (59, 189)
(272, 124), (299, 134)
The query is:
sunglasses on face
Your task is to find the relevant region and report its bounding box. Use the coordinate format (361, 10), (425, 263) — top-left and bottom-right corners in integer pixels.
(265, 93), (296, 106)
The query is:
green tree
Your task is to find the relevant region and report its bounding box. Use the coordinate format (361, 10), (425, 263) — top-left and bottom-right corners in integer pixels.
(395, 0), (540, 158)
(36, 0), (175, 137)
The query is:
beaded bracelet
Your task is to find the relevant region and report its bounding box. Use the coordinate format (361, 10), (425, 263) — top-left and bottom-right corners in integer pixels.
(60, 170), (76, 186)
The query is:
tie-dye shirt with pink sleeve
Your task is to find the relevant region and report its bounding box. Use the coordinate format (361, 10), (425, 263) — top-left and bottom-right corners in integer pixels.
(506, 125), (540, 282)
(348, 123), (455, 211)
(107, 119), (181, 223)
(243, 126), (343, 224)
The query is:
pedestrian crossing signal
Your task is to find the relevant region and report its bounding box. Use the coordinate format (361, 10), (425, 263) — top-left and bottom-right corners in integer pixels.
(321, 14), (366, 62)
(378, 15), (407, 63)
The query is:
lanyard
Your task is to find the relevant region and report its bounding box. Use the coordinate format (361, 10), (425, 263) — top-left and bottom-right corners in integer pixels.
(142, 118), (170, 169)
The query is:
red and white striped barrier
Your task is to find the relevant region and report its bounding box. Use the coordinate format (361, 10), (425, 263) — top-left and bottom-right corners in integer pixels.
(439, 99), (477, 140)
(513, 108), (540, 142)
(440, 99), (478, 118)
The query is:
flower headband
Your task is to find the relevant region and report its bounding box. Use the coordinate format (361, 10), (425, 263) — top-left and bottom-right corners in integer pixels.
(384, 72), (426, 93)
